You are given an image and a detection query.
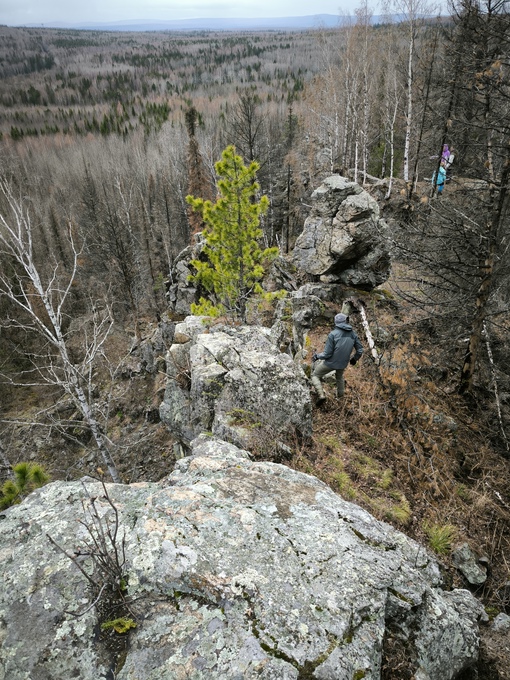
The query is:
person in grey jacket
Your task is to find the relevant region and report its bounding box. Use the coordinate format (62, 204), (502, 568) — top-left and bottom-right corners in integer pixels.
(311, 313), (363, 403)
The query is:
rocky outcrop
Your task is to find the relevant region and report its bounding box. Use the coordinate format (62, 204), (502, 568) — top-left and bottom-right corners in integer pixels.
(0, 435), (483, 680)
(159, 317), (312, 451)
(293, 175), (391, 289)
(166, 241), (202, 316)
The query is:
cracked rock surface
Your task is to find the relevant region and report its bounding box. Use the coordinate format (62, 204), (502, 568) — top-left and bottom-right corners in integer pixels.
(293, 175), (391, 289)
(0, 435), (482, 679)
(160, 318), (312, 449)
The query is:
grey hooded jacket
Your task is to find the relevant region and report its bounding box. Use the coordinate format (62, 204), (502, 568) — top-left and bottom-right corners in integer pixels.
(317, 322), (363, 370)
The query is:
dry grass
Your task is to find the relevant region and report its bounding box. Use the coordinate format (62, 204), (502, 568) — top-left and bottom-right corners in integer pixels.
(286, 298), (510, 611)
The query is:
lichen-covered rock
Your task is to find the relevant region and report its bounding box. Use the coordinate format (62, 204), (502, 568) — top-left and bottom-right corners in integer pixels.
(0, 436), (483, 680)
(166, 243), (201, 316)
(293, 175), (391, 290)
(452, 542), (488, 585)
(137, 319), (176, 374)
(492, 613), (510, 633)
(159, 318), (312, 450)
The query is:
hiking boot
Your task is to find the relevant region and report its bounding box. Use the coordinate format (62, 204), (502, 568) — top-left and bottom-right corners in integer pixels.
(316, 395), (326, 405)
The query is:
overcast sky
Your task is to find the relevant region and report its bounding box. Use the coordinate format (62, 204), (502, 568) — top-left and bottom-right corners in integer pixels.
(2, 0), (364, 26)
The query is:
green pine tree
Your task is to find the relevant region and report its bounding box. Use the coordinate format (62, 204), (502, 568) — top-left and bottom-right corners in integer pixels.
(0, 462), (50, 510)
(186, 145), (279, 322)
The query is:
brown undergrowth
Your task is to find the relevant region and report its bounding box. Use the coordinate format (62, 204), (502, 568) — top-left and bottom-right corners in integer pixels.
(284, 317), (510, 616)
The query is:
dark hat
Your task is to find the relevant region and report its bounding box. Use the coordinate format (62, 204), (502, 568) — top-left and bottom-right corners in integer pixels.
(335, 313), (347, 326)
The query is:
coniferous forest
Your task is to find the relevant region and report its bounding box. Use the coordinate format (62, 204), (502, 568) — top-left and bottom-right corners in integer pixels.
(1, 2), (510, 672)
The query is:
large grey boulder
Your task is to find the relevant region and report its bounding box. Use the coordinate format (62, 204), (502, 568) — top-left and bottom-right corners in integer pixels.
(0, 435), (483, 680)
(293, 175), (391, 289)
(159, 317), (312, 450)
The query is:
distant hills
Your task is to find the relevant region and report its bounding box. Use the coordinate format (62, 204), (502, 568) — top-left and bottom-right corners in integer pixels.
(24, 15), (366, 32)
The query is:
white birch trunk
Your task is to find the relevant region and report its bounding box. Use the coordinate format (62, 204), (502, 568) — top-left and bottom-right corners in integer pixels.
(334, 109), (339, 167)
(403, 26), (414, 183)
(354, 136), (359, 183)
(341, 57), (351, 172)
(359, 305), (380, 365)
(385, 90), (399, 199)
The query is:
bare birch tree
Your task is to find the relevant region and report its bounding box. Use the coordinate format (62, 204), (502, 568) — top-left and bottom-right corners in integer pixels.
(355, 0), (374, 184)
(390, 0), (438, 182)
(0, 177), (120, 482)
(384, 67), (401, 198)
